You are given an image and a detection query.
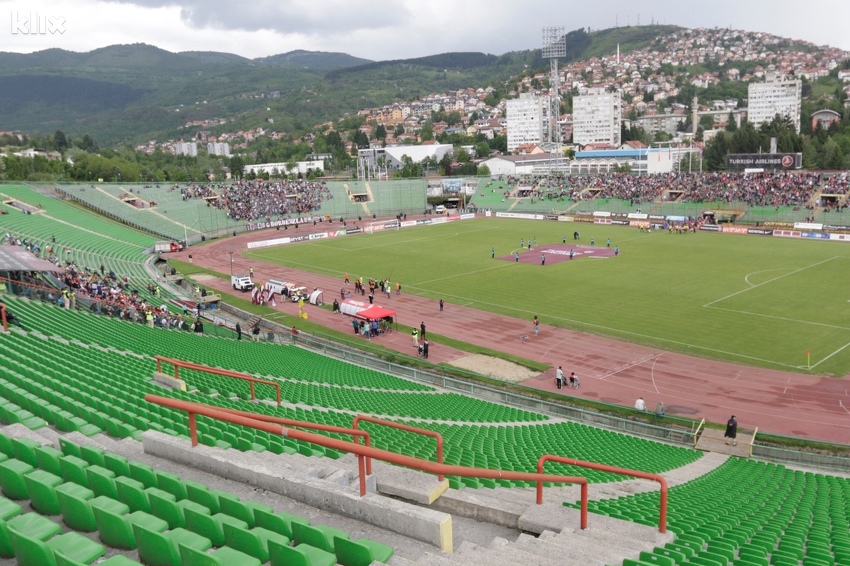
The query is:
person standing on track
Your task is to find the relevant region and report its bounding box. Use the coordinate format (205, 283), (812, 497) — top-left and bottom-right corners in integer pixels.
(555, 366), (565, 389)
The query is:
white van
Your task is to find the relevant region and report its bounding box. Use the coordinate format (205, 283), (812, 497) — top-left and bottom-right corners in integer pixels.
(434, 205), (446, 214)
(231, 275), (253, 291)
(266, 279), (288, 296)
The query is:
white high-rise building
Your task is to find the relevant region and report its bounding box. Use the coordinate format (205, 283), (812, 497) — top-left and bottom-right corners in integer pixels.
(572, 88), (622, 146)
(207, 142), (232, 157)
(747, 73), (802, 134)
(506, 93), (546, 152)
(172, 142), (197, 157)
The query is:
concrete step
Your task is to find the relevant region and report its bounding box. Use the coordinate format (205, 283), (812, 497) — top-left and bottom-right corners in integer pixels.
(529, 528), (642, 565)
(486, 535), (565, 566)
(565, 512), (674, 550)
(333, 453), (446, 503)
(453, 541), (508, 566)
(416, 551), (466, 566)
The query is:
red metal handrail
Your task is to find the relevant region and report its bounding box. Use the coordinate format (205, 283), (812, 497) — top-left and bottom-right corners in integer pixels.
(154, 355), (281, 404)
(195, 404), (371, 456)
(537, 454), (668, 533)
(145, 394), (590, 529)
(352, 414), (443, 480)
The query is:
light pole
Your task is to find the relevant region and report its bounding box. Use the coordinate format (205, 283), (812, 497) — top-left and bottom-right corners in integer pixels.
(229, 251), (233, 275)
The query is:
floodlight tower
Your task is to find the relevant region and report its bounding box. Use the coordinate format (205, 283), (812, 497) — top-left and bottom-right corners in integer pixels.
(542, 26), (566, 147)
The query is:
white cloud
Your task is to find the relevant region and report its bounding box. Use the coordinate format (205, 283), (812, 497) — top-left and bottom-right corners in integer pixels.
(0, 0), (847, 60)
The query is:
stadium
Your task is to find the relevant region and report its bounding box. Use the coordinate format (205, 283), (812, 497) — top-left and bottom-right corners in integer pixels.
(0, 173), (849, 566)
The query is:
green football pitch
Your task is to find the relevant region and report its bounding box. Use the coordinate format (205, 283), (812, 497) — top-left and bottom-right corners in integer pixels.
(245, 218), (850, 377)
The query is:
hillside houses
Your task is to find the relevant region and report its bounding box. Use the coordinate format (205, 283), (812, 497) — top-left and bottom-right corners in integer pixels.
(132, 27), (847, 160)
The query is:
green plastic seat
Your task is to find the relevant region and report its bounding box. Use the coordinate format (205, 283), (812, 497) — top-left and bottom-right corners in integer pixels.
(253, 508), (311, 539)
(104, 452), (132, 478)
(184, 506), (247, 547)
(79, 445), (106, 467)
(23, 469), (62, 515)
(9, 528), (105, 566)
(149, 488), (210, 530)
(129, 461), (158, 489)
(0, 496), (22, 521)
(116, 476), (152, 513)
(219, 498), (272, 528)
(334, 536), (394, 566)
(223, 522), (290, 563)
(178, 542), (262, 566)
(0, 458), (35, 499)
(55, 482), (98, 532)
(59, 454), (90, 487)
(637, 550), (676, 566)
(6, 512), (63, 542)
(0, 434), (13, 458)
(58, 438), (82, 458)
(86, 465), (118, 499)
(94, 503), (169, 550)
(11, 437), (42, 467)
(34, 445), (63, 477)
(134, 523), (212, 566)
(291, 522), (349, 553)
(56, 551), (144, 566)
(268, 539), (336, 566)
(157, 470), (188, 501)
(0, 520), (15, 558)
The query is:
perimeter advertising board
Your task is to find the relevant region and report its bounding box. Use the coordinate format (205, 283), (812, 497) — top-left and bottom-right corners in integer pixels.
(726, 153), (802, 170)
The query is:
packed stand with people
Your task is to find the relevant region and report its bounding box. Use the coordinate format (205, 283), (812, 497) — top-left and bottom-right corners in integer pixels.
(219, 179), (332, 222)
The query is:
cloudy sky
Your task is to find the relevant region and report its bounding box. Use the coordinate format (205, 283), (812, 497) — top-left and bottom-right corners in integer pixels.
(2, 0), (848, 61)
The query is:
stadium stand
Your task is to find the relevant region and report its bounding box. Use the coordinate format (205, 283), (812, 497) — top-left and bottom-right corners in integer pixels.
(4, 174), (850, 565)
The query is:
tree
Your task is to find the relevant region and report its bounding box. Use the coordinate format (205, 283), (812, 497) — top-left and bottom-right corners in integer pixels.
(478, 164), (491, 177)
(53, 130), (69, 152)
(229, 155), (245, 180)
(375, 124), (387, 141)
(398, 155), (421, 178)
(420, 122), (434, 142)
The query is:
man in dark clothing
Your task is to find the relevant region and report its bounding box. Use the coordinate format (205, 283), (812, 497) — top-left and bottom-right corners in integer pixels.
(420, 321), (426, 338)
(422, 339), (429, 359)
(193, 319), (204, 334)
(235, 322), (242, 340)
(725, 416), (738, 446)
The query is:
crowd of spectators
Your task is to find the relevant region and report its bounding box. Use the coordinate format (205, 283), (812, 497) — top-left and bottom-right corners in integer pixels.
(2, 231), (193, 331)
(219, 179), (332, 221)
(525, 172), (850, 208)
(159, 179), (332, 222)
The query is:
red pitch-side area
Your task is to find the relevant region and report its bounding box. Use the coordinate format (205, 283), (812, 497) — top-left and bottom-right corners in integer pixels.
(501, 244), (616, 264)
(171, 217), (850, 444)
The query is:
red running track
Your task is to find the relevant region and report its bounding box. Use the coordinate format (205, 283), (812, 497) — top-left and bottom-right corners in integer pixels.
(170, 220), (850, 443)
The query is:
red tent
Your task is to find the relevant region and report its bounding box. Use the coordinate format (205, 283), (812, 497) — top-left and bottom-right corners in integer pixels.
(358, 305), (396, 322)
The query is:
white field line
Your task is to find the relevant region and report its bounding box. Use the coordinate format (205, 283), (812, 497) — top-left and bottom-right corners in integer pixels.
(703, 256), (838, 307)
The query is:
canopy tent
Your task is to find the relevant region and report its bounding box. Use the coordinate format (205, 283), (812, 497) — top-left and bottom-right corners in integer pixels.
(338, 299), (397, 322)
(339, 298), (370, 317)
(358, 305), (396, 321)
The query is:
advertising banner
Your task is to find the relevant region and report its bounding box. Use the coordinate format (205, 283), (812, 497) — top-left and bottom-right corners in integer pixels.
(726, 153), (802, 170)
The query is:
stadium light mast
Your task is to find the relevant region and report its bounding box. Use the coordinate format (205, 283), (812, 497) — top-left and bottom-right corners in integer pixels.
(542, 27), (566, 148)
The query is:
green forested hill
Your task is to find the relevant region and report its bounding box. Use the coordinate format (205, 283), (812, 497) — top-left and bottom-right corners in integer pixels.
(0, 26), (683, 145)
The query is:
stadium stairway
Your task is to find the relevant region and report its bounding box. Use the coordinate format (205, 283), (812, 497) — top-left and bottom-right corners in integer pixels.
(0, 421), (679, 566)
(695, 428), (753, 458)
